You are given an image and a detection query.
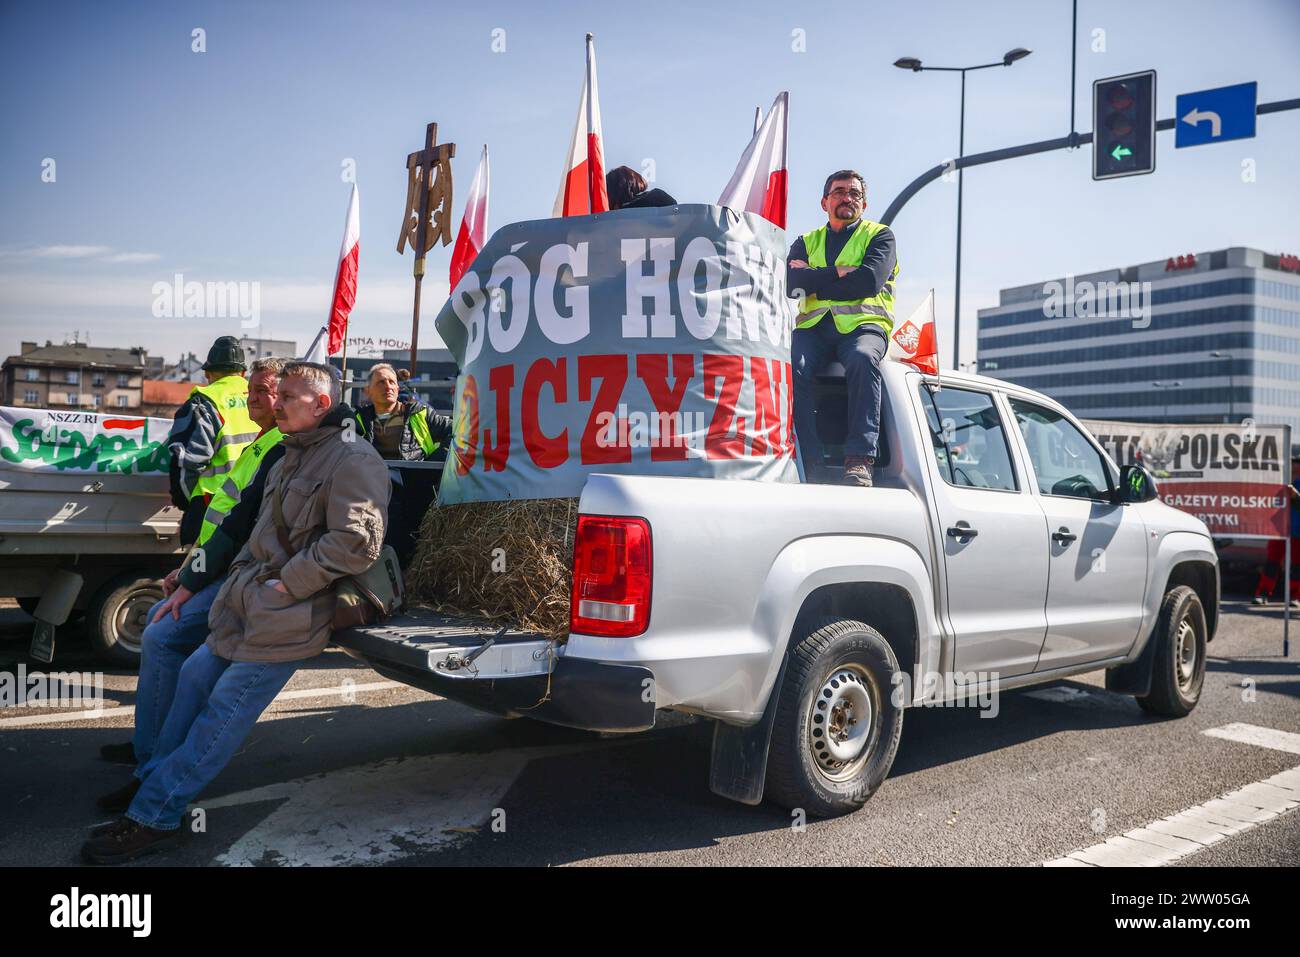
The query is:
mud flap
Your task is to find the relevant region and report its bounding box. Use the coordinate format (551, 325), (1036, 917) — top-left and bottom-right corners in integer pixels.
(708, 653), (789, 806)
(1105, 628), (1157, 697)
(28, 570), (83, 664)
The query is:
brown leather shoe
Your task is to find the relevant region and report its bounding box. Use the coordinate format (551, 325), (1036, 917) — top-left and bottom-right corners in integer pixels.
(842, 456), (875, 487)
(81, 817), (179, 865)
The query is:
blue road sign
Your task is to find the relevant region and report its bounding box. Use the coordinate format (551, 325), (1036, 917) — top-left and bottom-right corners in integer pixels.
(1176, 82), (1257, 148)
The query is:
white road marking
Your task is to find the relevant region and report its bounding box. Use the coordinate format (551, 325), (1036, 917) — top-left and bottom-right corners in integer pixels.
(0, 680), (404, 729)
(1044, 723), (1300, 867)
(203, 746), (584, 867)
(1202, 722), (1300, 755)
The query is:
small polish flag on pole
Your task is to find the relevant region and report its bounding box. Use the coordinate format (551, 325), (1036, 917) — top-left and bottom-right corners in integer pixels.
(450, 145), (490, 290)
(327, 183), (361, 365)
(303, 184), (359, 367)
(302, 326), (329, 364)
(717, 91), (789, 229)
(553, 33), (609, 217)
(888, 289), (940, 376)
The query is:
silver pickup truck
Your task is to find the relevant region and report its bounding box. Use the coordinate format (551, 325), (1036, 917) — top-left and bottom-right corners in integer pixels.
(336, 362), (1219, 817)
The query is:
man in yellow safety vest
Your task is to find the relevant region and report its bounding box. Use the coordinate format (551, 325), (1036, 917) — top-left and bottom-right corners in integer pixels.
(786, 169), (899, 487)
(165, 336), (260, 544)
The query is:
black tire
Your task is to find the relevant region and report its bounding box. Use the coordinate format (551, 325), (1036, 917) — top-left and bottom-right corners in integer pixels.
(1135, 585), (1206, 718)
(86, 574), (165, 668)
(764, 618), (904, 817)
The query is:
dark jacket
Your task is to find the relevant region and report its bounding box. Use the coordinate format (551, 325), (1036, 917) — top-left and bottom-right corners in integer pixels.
(176, 440), (288, 594)
(622, 187), (677, 209)
(166, 391), (224, 543)
(786, 219), (897, 303)
(355, 400), (452, 461)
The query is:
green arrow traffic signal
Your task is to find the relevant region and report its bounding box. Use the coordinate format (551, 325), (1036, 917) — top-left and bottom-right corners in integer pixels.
(1111, 144), (1133, 161)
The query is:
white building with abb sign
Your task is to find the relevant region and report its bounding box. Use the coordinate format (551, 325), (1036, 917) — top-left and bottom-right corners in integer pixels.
(976, 246), (1300, 440)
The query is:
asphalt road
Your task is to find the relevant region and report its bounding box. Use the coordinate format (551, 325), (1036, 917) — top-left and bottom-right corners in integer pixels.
(1, 598), (1296, 867)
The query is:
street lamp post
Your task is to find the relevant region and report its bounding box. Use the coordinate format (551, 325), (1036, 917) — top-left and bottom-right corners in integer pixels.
(1152, 380), (1182, 422)
(1209, 350), (1235, 424)
(894, 47), (1031, 371)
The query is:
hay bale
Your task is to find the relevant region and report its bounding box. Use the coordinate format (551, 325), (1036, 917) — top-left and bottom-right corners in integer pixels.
(405, 497), (578, 640)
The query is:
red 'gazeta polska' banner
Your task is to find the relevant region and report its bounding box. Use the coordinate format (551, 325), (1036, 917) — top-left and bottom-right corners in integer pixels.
(1084, 418), (1291, 538)
(434, 204), (799, 505)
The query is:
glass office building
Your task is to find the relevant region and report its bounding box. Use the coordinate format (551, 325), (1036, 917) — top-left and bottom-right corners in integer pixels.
(975, 247), (1300, 439)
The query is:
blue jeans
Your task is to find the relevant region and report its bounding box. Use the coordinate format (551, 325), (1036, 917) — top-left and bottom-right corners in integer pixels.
(127, 643), (298, 831)
(792, 321), (888, 476)
(133, 580), (222, 773)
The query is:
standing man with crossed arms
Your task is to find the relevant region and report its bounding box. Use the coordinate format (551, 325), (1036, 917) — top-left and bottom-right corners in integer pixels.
(786, 170), (900, 487)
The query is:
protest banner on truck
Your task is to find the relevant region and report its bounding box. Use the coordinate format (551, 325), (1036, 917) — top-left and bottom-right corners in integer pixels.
(433, 204), (800, 505)
(1083, 418), (1292, 538)
(0, 407), (172, 475)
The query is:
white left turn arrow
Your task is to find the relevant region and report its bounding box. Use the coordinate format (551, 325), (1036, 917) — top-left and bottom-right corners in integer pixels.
(1182, 107), (1222, 137)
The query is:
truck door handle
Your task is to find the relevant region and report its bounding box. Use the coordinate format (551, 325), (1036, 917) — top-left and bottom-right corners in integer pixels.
(1052, 527), (1077, 545)
(947, 522), (978, 540)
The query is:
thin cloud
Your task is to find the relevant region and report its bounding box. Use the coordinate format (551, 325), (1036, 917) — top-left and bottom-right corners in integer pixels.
(31, 245), (112, 259)
(101, 251), (161, 264)
(2, 244), (161, 264)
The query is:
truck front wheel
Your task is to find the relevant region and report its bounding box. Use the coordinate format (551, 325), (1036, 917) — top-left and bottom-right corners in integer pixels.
(764, 619), (904, 817)
(87, 574), (164, 668)
(1135, 585), (1206, 718)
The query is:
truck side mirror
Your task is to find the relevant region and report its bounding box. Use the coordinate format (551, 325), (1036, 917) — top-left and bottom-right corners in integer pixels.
(1118, 464), (1158, 504)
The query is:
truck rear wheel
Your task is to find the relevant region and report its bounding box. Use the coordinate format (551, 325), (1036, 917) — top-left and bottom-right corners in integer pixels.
(764, 619), (904, 817)
(87, 574), (164, 667)
(1135, 585), (1206, 718)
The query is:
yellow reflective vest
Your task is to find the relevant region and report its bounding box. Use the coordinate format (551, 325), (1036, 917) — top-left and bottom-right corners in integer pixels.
(188, 375), (259, 500)
(795, 219), (899, 337)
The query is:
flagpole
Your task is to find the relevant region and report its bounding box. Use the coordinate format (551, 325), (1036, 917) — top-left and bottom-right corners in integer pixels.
(340, 323), (349, 381)
(929, 288), (941, 392)
(585, 33), (596, 213)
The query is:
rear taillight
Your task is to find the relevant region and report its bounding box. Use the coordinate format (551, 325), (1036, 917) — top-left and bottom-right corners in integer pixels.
(569, 515), (652, 637)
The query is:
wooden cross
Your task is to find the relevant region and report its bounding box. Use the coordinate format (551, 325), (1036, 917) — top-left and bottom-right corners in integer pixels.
(397, 122), (455, 374)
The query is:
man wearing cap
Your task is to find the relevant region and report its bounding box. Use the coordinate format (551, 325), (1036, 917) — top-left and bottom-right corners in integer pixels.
(166, 336), (261, 545)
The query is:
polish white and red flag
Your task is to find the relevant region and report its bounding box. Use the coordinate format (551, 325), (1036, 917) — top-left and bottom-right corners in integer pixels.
(302, 184), (359, 364)
(888, 289), (940, 376)
(326, 182), (360, 355)
(553, 33), (609, 217)
(717, 91), (789, 228)
(450, 145), (490, 290)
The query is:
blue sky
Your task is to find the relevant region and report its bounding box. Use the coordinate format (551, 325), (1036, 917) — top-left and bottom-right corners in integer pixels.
(1, 0), (1297, 366)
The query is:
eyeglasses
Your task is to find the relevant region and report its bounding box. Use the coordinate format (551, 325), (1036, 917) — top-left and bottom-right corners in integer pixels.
(828, 188), (864, 200)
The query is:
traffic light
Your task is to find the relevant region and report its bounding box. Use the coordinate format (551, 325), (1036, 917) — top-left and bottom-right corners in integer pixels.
(1093, 70), (1156, 180)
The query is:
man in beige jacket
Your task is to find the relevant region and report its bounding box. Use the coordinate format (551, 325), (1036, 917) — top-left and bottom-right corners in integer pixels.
(83, 362), (390, 864)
